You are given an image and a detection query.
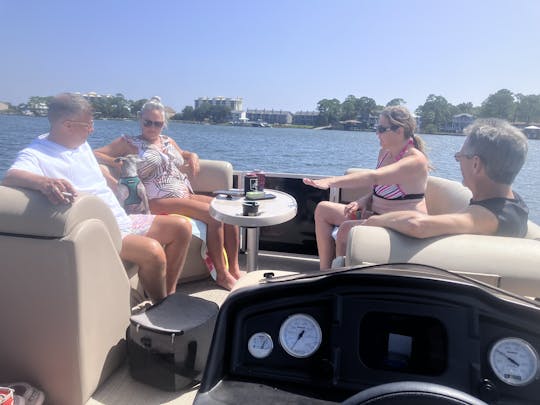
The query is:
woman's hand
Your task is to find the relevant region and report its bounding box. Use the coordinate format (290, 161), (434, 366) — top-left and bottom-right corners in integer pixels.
(344, 196), (373, 219)
(344, 200), (361, 219)
(303, 177), (332, 189)
(186, 152), (200, 176)
(38, 177), (77, 205)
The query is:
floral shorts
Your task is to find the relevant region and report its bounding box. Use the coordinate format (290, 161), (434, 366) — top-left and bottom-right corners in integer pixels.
(121, 214), (155, 239)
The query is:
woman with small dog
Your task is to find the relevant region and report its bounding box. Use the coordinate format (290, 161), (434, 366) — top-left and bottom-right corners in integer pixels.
(94, 96), (242, 290)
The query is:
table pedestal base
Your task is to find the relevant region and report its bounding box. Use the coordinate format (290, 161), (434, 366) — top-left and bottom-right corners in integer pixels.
(246, 227), (259, 272)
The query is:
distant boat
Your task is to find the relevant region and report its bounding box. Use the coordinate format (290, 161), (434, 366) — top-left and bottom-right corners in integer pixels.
(251, 121), (272, 128)
(523, 125), (540, 139)
(230, 120), (272, 128)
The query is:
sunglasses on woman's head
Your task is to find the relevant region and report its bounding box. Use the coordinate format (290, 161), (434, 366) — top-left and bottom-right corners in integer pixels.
(376, 124), (400, 133)
(143, 119), (164, 128)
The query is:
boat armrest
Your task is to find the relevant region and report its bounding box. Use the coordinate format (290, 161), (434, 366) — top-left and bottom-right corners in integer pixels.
(0, 185), (122, 251)
(346, 225), (540, 297)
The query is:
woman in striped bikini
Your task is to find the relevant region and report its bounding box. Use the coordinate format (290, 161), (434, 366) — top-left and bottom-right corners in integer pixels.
(303, 106), (429, 269)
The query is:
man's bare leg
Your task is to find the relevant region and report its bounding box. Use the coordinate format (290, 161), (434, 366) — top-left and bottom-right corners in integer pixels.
(146, 215), (192, 295)
(121, 235), (167, 302)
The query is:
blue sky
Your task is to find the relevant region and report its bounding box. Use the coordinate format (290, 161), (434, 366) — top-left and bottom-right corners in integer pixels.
(1, 0), (539, 113)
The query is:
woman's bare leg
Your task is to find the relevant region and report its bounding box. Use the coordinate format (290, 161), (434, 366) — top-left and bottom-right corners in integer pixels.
(149, 195), (239, 290)
(223, 223), (244, 279)
(335, 220), (363, 258)
(314, 201), (347, 270)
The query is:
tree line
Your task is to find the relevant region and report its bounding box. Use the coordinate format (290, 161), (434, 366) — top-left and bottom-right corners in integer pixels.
(316, 89), (540, 133)
(4, 88), (540, 133)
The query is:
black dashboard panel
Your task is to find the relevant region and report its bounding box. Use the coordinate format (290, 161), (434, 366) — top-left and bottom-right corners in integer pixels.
(196, 265), (540, 404)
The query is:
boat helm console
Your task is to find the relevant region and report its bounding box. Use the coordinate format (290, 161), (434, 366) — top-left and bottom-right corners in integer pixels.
(195, 263), (540, 404)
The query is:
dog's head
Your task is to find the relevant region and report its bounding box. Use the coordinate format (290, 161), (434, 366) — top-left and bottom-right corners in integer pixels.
(115, 154), (143, 178)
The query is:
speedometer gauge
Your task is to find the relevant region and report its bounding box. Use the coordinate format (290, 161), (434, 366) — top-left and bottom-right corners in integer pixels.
(489, 337), (539, 386)
(279, 313), (322, 358)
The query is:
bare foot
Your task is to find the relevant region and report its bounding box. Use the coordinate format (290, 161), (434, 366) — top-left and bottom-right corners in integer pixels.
(216, 273), (237, 290)
(230, 269), (246, 280)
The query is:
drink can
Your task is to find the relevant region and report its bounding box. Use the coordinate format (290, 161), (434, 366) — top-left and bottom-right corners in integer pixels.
(244, 172), (259, 193)
(254, 170), (265, 191)
(0, 387), (14, 405)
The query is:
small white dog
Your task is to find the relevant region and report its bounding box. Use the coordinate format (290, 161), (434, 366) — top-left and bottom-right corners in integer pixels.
(115, 155), (150, 215)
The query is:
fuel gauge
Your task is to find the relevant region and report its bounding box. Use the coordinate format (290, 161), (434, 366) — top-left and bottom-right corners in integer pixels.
(248, 332), (273, 359)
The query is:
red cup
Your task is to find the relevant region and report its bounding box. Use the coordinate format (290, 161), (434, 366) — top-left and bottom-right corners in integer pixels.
(0, 387), (14, 405)
(254, 170), (265, 191)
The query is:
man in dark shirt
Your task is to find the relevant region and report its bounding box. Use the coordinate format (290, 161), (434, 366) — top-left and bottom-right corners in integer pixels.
(362, 118), (529, 238)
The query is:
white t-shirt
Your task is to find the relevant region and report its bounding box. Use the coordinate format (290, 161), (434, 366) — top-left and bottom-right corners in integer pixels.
(9, 133), (132, 233)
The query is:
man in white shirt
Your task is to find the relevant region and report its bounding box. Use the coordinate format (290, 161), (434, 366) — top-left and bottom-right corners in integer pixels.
(2, 93), (192, 302)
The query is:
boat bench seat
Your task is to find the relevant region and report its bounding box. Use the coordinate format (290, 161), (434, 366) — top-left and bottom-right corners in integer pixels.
(0, 159), (233, 405)
(340, 170), (540, 298)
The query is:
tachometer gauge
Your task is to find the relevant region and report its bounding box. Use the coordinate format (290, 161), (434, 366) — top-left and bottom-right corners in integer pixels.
(248, 332), (273, 359)
(279, 313), (322, 358)
(489, 337), (539, 386)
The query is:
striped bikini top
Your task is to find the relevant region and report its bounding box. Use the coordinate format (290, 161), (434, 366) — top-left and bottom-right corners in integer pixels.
(373, 138), (425, 201)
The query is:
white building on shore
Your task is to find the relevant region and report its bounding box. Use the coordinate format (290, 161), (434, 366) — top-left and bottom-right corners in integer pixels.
(195, 97), (243, 111)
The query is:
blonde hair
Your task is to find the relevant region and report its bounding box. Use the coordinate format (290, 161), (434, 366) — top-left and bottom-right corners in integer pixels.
(139, 96), (167, 127)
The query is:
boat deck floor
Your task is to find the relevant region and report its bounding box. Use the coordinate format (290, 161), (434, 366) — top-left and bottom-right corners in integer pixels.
(86, 251), (320, 405)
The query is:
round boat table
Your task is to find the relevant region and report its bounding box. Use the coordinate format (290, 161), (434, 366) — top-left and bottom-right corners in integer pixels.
(209, 189), (297, 272)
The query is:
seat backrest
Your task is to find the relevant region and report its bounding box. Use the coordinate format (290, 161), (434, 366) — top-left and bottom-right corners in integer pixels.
(424, 176), (471, 215)
(189, 159), (233, 194)
(0, 186), (131, 405)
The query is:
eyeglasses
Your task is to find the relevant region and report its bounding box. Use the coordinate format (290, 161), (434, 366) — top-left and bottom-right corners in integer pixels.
(143, 119), (164, 128)
(66, 120), (94, 129)
(454, 151), (476, 162)
(376, 124), (400, 133)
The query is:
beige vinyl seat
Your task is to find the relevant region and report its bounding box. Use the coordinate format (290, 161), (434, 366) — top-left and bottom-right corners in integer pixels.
(0, 159), (233, 405)
(341, 169), (540, 298)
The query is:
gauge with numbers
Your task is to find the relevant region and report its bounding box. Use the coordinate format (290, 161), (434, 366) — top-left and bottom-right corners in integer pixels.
(489, 337), (539, 386)
(248, 332), (274, 359)
(279, 313), (322, 358)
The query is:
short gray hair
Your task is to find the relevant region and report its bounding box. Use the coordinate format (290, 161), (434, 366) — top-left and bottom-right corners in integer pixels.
(139, 96), (167, 127)
(463, 118), (528, 184)
(48, 93), (93, 124)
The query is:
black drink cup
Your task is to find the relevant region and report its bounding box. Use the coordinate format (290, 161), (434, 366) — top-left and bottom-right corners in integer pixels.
(242, 201), (259, 216)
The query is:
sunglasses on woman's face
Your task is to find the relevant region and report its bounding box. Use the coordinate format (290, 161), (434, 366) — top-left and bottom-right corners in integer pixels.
(142, 119), (164, 128)
(376, 124), (400, 133)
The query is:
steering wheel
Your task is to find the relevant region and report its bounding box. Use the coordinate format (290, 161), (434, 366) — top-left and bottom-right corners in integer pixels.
(341, 381), (488, 405)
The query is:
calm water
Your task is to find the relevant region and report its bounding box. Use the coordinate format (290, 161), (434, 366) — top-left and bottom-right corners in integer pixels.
(2, 114), (540, 223)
